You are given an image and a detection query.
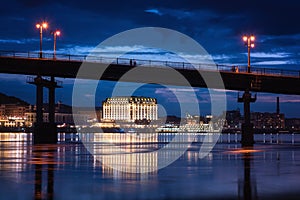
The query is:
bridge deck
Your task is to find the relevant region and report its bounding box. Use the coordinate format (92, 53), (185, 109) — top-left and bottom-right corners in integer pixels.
(0, 51), (299, 95)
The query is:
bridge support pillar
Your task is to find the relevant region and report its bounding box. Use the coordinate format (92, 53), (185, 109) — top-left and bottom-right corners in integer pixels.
(28, 76), (62, 144)
(48, 76), (56, 126)
(35, 76), (43, 125)
(238, 89), (256, 147)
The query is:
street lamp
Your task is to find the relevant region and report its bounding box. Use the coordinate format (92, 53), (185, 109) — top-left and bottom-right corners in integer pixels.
(36, 22), (48, 58)
(52, 30), (61, 59)
(242, 34), (255, 73)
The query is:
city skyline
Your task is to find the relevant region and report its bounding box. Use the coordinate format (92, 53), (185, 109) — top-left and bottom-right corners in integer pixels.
(0, 1), (299, 117)
(1, 92), (297, 133)
(0, 92), (295, 120)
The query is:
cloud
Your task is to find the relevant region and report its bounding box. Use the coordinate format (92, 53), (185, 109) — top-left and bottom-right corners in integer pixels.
(145, 8), (195, 20)
(252, 60), (294, 65)
(44, 45), (95, 55)
(155, 87), (201, 93)
(1, 0), (300, 72)
(0, 39), (25, 44)
(145, 9), (163, 16)
(0, 38), (51, 44)
(44, 44), (215, 66)
(249, 52), (291, 59)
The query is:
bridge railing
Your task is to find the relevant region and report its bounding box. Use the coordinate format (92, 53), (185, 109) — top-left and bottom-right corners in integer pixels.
(0, 50), (299, 78)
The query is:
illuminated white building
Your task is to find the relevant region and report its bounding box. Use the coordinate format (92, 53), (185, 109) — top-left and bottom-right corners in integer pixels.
(0, 117), (25, 127)
(102, 96), (158, 122)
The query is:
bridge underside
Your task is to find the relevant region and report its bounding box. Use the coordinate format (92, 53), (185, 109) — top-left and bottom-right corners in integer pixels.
(0, 57), (299, 95)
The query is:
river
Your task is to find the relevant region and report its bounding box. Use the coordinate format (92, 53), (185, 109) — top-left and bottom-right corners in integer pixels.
(0, 132), (299, 199)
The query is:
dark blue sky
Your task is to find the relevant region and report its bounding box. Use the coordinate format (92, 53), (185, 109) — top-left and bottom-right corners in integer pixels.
(0, 0), (300, 117)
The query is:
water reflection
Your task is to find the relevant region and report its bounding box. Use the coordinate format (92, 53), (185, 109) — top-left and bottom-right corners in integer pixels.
(238, 152), (257, 200)
(81, 133), (197, 174)
(0, 133), (300, 199)
(31, 145), (56, 200)
(0, 133), (32, 182)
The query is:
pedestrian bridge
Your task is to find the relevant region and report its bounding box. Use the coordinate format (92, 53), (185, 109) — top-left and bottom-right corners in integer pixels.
(0, 50), (299, 95)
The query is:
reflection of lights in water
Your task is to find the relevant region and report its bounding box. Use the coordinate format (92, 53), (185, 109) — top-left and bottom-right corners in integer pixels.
(0, 133), (32, 182)
(91, 133), (158, 175)
(225, 149), (263, 154)
(28, 145), (66, 165)
(0, 132), (30, 142)
(81, 133), (195, 175)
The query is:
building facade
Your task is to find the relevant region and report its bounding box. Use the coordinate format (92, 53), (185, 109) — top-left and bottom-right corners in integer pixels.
(102, 96), (158, 122)
(285, 118), (300, 130)
(251, 112), (285, 129)
(225, 109), (242, 129)
(0, 117), (25, 127)
(0, 104), (29, 117)
(24, 103), (91, 126)
(0, 104), (28, 128)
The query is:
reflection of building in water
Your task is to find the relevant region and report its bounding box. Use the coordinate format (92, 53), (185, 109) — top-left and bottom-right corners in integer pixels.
(102, 96), (158, 122)
(86, 133), (158, 175)
(81, 133), (194, 177)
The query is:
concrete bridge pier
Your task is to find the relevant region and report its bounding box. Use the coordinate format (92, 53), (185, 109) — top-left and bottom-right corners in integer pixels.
(48, 76), (56, 143)
(35, 76), (43, 125)
(28, 75), (61, 144)
(238, 89), (256, 147)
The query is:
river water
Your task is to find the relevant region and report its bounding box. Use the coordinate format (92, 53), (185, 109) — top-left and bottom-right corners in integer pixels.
(0, 132), (300, 200)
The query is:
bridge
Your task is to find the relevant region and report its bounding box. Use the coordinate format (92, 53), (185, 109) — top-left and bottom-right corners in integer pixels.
(0, 50), (299, 145)
(0, 50), (300, 95)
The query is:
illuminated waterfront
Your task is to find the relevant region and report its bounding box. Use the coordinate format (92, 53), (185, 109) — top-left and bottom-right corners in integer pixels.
(0, 132), (300, 199)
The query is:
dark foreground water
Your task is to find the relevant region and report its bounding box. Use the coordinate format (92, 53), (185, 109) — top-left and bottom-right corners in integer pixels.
(0, 132), (300, 200)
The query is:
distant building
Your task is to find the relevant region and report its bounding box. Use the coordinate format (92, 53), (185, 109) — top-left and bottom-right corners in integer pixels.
(185, 114), (212, 125)
(251, 112), (285, 129)
(24, 112), (77, 127)
(0, 117), (25, 128)
(186, 114), (200, 125)
(24, 103), (90, 127)
(250, 96), (285, 129)
(0, 105), (5, 116)
(102, 96), (158, 122)
(0, 103), (29, 117)
(285, 118), (300, 130)
(224, 109), (241, 128)
(0, 103), (29, 128)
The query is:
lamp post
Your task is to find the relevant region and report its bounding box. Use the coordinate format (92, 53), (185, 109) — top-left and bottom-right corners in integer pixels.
(52, 30), (60, 59)
(36, 22), (48, 58)
(242, 34), (255, 73)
